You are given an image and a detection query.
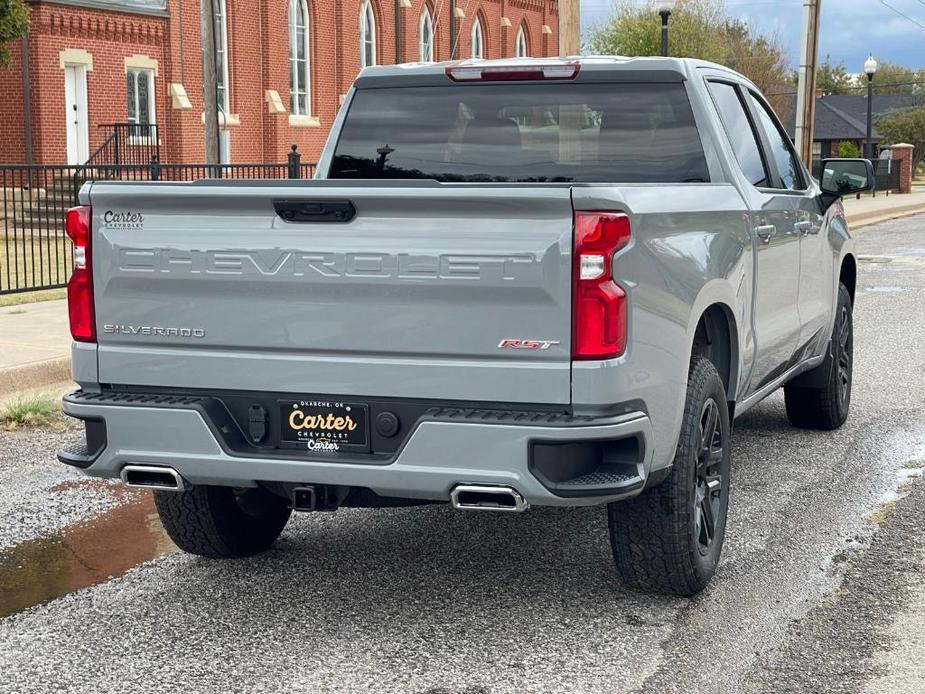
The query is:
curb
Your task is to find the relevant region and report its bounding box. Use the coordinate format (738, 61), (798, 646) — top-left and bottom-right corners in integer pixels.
(847, 204), (925, 231)
(0, 357), (71, 399)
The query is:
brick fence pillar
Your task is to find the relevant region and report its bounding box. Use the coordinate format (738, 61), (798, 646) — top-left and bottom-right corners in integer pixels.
(891, 143), (914, 194)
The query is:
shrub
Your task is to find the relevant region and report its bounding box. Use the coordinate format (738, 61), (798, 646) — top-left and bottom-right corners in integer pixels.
(837, 141), (861, 158)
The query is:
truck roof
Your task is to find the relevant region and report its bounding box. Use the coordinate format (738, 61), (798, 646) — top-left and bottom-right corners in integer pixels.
(353, 55), (747, 88)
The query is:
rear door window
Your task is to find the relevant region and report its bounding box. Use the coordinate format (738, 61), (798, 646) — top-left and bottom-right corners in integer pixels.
(707, 81), (769, 188)
(330, 82), (710, 183)
(747, 92), (805, 191)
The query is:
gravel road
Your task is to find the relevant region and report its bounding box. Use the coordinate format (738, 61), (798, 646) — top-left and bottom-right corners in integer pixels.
(0, 214), (923, 694)
(0, 419), (124, 548)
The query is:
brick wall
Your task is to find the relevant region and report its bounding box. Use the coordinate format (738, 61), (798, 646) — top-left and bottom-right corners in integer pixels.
(0, 0), (559, 165)
(18, 3), (167, 164)
(0, 38), (26, 163)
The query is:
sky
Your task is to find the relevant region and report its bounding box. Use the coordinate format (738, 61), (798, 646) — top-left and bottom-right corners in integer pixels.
(581, 0), (925, 71)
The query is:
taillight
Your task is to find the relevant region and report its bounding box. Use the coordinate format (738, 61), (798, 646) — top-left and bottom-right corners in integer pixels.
(572, 212), (631, 360)
(65, 205), (95, 342)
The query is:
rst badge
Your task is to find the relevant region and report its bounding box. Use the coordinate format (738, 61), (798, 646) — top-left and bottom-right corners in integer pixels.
(497, 339), (561, 350)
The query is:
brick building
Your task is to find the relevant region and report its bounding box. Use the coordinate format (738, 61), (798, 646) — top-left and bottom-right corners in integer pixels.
(0, 0), (560, 166)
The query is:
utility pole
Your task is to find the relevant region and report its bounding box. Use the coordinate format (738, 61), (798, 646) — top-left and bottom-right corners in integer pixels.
(558, 0), (580, 56)
(558, 0), (581, 164)
(394, 0), (403, 63)
(449, 0), (457, 60)
(200, 0), (219, 166)
(21, 32), (33, 165)
(794, 0), (822, 167)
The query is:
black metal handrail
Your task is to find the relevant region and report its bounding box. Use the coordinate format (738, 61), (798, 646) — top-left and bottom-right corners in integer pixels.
(85, 123), (160, 167)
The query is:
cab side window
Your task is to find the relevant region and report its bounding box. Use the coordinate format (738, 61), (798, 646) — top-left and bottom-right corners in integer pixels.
(748, 92), (805, 191)
(707, 81), (768, 188)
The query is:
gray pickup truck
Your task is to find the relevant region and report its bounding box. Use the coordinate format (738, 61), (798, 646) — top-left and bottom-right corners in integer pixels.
(58, 57), (874, 595)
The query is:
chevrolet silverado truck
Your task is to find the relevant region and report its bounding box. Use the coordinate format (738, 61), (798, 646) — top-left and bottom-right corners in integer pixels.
(58, 57), (874, 595)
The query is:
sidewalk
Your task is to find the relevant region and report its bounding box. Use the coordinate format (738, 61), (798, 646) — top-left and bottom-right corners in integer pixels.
(0, 299), (70, 398)
(843, 190), (925, 230)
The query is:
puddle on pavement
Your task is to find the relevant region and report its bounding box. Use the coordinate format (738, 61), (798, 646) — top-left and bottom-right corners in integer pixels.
(859, 256), (893, 264)
(0, 493), (177, 619)
(889, 247), (925, 258)
(858, 254), (925, 266)
(860, 286), (911, 293)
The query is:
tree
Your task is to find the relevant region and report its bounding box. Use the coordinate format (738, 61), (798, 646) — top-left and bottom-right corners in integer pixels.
(868, 60), (925, 95)
(586, 0), (729, 64)
(586, 0), (791, 114)
(876, 106), (925, 167)
(723, 20), (791, 115)
(815, 55), (856, 95)
(0, 0), (28, 68)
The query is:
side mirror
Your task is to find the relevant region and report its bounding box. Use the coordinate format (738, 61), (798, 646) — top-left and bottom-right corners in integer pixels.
(819, 158), (875, 209)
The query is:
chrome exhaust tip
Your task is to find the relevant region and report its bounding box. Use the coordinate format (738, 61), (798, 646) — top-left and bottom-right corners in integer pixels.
(450, 484), (529, 512)
(120, 464), (186, 492)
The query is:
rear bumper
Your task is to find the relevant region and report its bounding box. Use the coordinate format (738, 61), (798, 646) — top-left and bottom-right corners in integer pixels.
(60, 390), (654, 507)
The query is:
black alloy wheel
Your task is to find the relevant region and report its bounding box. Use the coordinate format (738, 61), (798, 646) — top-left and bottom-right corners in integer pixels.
(835, 302), (853, 409)
(694, 398), (724, 555)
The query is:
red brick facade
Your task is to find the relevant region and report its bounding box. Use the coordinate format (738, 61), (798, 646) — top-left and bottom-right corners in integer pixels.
(0, 0), (559, 165)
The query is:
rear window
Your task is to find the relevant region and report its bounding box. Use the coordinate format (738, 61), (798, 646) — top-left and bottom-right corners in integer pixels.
(329, 83), (710, 183)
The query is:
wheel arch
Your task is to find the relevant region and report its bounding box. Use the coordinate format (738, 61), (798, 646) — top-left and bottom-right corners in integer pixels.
(840, 252), (857, 303)
(691, 302), (739, 409)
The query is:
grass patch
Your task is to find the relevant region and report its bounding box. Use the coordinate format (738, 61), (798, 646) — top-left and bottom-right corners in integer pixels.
(902, 459), (924, 469)
(0, 287), (66, 308)
(867, 500), (897, 526)
(0, 393), (60, 429)
(898, 483), (913, 494)
(0, 234), (70, 295)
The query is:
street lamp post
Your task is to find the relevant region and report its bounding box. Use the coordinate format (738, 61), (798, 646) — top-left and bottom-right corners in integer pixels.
(657, 1), (676, 57)
(864, 54), (878, 161)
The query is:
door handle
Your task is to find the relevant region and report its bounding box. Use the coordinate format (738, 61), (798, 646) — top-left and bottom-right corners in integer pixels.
(794, 220), (812, 236)
(755, 224), (776, 244)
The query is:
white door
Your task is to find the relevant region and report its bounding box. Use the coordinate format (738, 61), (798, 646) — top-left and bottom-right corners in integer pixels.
(64, 65), (89, 164)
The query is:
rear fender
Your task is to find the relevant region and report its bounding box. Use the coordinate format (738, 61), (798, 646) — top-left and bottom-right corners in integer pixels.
(686, 283), (744, 401)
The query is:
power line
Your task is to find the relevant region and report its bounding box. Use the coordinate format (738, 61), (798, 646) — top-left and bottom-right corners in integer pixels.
(767, 79), (925, 97)
(878, 0), (925, 32)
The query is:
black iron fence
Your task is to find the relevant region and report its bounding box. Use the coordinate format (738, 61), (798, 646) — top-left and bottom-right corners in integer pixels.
(873, 159), (902, 195)
(1, 149), (316, 295)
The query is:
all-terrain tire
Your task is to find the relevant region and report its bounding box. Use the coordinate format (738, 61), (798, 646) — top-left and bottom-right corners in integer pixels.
(784, 283), (853, 431)
(608, 356), (732, 596)
(154, 485), (291, 558)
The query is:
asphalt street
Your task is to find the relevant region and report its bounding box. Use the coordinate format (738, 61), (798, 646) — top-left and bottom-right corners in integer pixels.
(0, 214), (924, 694)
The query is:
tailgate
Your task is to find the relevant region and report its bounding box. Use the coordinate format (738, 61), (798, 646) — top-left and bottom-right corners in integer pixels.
(89, 181), (575, 405)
